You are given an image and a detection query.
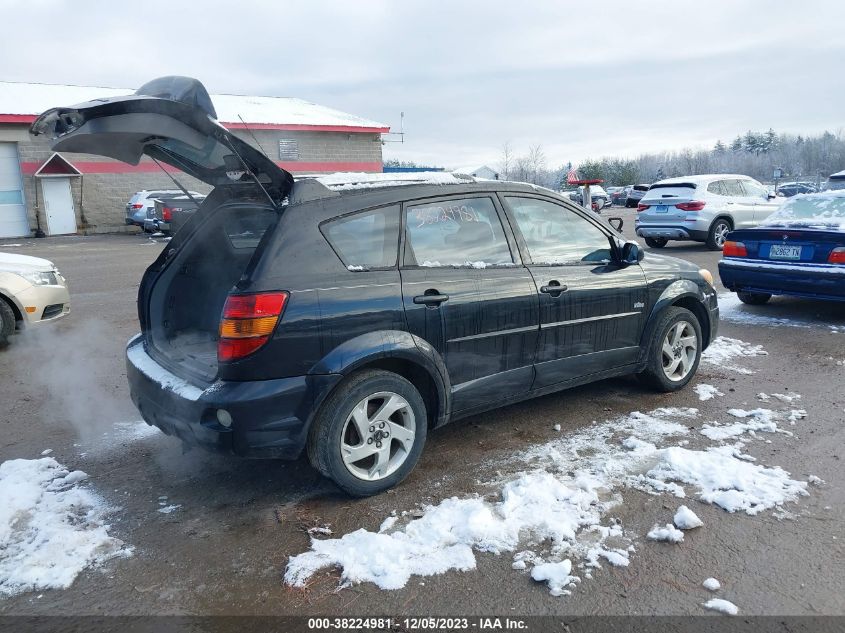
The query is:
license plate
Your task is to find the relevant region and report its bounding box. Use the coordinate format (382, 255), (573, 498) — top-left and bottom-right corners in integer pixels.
(770, 244), (802, 260)
(656, 205), (668, 213)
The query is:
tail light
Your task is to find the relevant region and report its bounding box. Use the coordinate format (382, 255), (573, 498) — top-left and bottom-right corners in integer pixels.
(676, 200), (706, 211)
(637, 203), (650, 212)
(162, 207), (173, 221)
(218, 291), (289, 362)
(829, 247), (845, 264)
(723, 241), (747, 257)
(131, 203), (144, 209)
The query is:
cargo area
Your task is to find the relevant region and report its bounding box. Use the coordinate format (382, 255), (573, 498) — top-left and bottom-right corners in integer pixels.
(145, 201), (278, 382)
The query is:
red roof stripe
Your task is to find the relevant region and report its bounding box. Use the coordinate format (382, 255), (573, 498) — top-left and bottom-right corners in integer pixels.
(21, 160), (383, 175)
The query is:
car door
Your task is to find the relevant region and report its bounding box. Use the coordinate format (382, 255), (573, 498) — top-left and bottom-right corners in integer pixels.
(721, 179), (757, 228)
(501, 194), (649, 390)
(741, 179), (780, 224)
(400, 194), (539, 413)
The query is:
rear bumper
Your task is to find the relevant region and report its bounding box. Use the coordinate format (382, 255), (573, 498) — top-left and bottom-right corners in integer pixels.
(635, 224), (708, 241)
(126, 335), (342, 458)
(719, 258), (845, 301)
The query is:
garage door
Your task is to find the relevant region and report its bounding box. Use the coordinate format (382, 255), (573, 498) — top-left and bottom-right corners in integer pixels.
(0, 143), (30, 238)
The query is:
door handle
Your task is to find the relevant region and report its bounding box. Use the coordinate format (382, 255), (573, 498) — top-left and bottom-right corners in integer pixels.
(540, 281), (568, 295)
(413, 291), (449, 306)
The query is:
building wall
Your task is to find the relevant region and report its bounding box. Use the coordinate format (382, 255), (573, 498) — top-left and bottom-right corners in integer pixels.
(0, 125), (383, 235)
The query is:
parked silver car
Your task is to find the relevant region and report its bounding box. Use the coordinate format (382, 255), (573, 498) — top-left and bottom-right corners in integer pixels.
(634, 174), (780, 250)
(124, 189), (201, 229)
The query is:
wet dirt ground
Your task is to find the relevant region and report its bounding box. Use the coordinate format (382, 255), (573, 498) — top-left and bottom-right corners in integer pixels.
(1, 209), (844, 617)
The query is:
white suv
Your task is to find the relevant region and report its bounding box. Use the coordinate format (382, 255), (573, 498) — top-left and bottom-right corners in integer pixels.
(634, 174), (781, 250)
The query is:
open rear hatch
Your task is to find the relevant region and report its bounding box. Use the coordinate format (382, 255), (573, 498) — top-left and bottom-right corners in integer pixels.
(31, 76), (295, 382)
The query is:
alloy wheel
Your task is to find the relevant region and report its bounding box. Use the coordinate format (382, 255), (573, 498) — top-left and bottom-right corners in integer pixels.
(661, 321), (698, 381)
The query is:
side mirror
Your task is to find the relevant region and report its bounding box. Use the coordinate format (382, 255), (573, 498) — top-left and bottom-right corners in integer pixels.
(621, 240), (644, 265)
(608, 216), (624, 232)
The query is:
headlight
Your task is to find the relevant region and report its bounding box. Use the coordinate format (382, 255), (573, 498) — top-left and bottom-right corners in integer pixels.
(19, 271), (59, 286)
(698, 268), (714, 287)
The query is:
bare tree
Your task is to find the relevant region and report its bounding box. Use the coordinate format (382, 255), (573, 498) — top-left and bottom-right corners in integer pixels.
(498, 141), (513, 181)
(527, 144), (547, 185)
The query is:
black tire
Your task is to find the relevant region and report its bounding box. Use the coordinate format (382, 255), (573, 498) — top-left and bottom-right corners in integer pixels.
(0, 299), (16, 348)
(737, 291), (771, 305)
(645, 237), (668, 248)
(706, 217), (732, 251)
(638, 307), (703, 392)
(307, 369), (427, 497)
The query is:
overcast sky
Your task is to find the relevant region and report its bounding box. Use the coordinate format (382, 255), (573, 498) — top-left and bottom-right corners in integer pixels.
(3, 0), (843, 169)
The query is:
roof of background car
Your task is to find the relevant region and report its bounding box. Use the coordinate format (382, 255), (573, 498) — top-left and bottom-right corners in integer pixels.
(0, 80), (388, 131)
(653, 174), (754, 186)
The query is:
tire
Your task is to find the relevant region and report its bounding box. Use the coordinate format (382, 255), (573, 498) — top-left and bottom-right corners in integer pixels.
(0, 299), (16, 348)
(638, 307), (703, 392)
(307, 369), (427, 497)
(706, 218), (732, 251)
(645, 237), (668, 248)
(737, 291), (771, 305)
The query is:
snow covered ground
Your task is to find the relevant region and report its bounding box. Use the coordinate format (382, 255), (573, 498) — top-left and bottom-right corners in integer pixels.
(285, 398), (813, 600)
(719, 293), (845, 333)
(0, 457), (130, 598)
(701, 336), (768, 374)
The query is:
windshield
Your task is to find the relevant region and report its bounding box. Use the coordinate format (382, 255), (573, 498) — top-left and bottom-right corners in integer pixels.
(761, 192), (845, 229)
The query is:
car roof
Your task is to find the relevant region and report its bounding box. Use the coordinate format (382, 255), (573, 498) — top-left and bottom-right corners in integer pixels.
(653, 174), (753, 186)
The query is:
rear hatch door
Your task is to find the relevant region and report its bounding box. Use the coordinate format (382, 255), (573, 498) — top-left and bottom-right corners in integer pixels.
(30, 76), (294, 206)
(639, 182), (699, 223)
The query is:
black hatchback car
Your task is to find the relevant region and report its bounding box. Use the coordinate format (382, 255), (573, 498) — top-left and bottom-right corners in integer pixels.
(32, 77), (719, 496)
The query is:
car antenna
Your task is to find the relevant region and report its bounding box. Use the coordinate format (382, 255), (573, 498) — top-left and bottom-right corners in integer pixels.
(237, 114), (270, 159)
(149, 156), (200, 207)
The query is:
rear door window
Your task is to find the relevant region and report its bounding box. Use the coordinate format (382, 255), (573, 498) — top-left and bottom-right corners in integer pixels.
(403, 197), (514, 267)
(721, 180), (745, 197)
(321, 205), (400, 269)
(707, 181), (727, 195)
(505, 197), (613, 265)
(740, 180), (768, 198)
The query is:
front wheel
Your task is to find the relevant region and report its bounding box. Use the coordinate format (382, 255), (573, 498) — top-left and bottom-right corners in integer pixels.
(706, 218), (732, 251)
(737, 291), (771, 305)
(638, 307), (702, 392)
(307, 369), (427, 497)
(0, 299), (15, 347)
(645, 237), (668, 248)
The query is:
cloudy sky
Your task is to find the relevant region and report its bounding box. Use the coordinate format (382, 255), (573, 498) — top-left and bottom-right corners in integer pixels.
(3, 0), (843, 169)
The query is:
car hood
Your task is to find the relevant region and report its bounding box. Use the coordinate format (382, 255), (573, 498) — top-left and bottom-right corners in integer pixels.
(0, 252), (56, 273)
(30, 76), (294, 207)
(639, 251), (702, 277)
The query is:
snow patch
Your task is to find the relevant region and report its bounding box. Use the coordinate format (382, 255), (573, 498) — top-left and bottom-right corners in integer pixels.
(530, 560), (579, 597)
(703, 577), (721, 591)
(701, 336), (768, 374)
(647, 524), (684, 543)
(674, 505), (704, 529)
(704, 598), (739, 615)
(694, 384), (723, 401)
(0, 458), (130, 597)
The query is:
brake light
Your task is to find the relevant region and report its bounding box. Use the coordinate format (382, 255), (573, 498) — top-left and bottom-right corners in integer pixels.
(131, 203), (144, 209)
(218, 291), (289, 362)
(723, 241), (747, 257)
(637, 203), (650, 212)
(162, 207), (172, 221)
(829, 247), (845, 264)
(676, 200), (706, 211)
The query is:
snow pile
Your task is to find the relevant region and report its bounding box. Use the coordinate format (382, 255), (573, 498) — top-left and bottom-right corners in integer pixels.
(674, 505), (703, 529)
(700, 408), (788, 441)
(286, 405), (810, 594)
(703, 577), (721, 591)
(318, 172), (470, 191)
(694, 384), (724, 401)
(0, 458), (130, 597)
(704, 598), (739, 615)
(647, 524), (684, 543)
(701, 336), (768, 374)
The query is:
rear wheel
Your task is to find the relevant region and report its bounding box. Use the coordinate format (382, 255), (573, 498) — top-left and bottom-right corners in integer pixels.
(645, 237), (668, 248)
(307, 369), (427, 497)
(737, 291), (771, 305)
(0, 299), (16, 348)
(638, 307), (702, 392)
(706, 218), (732, 250)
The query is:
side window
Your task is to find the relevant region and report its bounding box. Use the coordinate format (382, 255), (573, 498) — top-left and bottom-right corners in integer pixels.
(707, 180), (726, 195)
(741, 180), (768, 198)
(403, 197), (513, 267)
(321, 205), (400, 269)
(721, 180), (745, 197)
(506, 197), (613, 265)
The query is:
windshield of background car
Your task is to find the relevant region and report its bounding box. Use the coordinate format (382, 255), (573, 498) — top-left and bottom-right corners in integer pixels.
(762, 192), (845, 229)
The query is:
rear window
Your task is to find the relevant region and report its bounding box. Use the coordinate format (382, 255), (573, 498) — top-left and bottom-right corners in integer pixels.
(321, 205), (400, 270)
(649, 182), (696, 191)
